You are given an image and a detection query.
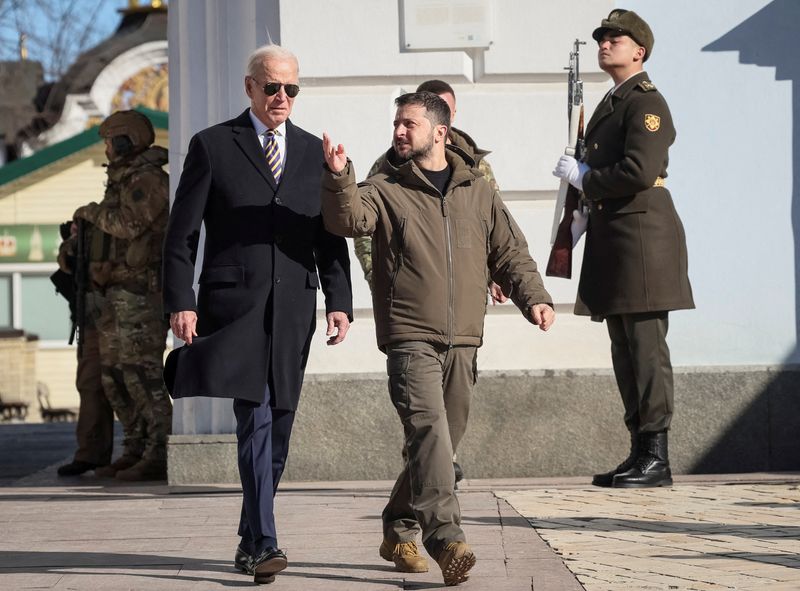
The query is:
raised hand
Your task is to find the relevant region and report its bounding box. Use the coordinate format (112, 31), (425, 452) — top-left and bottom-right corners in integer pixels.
(322, 132), (348, 173)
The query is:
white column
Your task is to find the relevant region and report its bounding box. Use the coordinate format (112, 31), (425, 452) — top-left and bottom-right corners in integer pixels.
(168, 0), (280, 435)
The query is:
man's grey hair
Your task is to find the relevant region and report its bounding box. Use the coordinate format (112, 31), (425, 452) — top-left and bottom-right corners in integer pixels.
(246, 45), (299, 77)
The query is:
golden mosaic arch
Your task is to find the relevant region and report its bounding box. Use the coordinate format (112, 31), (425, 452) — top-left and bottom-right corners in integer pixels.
(111, 63), (169, 113)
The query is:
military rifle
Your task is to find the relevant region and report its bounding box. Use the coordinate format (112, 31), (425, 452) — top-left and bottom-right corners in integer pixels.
(546, 38), (586, 279)
(51, 221), (78, 342)
(73, 218), (88, 357)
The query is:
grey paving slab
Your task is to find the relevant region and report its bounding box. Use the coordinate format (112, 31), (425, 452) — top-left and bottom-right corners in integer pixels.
(0, 465), (581, 591)
(8, 463), (799, 590)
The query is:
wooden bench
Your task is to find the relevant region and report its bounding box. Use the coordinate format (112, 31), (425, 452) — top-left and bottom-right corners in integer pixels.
(0, 392), (29, 422)
(37, 382), (77, 423)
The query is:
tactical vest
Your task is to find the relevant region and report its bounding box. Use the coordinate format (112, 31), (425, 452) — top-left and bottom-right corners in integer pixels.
(88, 155), (169, 294)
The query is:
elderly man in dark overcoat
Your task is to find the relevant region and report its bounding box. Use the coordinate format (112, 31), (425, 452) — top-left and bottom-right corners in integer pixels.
(162, 44), (352, 584)
(553, 10), (694, 489)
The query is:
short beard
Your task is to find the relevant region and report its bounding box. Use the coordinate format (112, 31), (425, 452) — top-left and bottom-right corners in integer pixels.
(394, 132), (435, 162)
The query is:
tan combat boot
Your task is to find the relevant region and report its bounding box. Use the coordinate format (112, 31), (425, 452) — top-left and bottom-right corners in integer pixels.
(115, 458), (167, 481)
(436, 541), (476, 586)
(379, 539), (429, 573)
(94, 454), (140, 478)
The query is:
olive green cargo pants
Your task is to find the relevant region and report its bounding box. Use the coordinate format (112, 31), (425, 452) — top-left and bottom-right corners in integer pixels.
(382, 341), (477, 559)
(73, 327), (114, 466)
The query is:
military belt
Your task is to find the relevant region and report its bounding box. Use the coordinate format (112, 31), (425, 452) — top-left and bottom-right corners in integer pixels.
(590, 177), (666, 212)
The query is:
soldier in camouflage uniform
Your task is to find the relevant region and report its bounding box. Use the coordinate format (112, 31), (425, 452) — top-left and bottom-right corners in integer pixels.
(72, 110), (172, 481)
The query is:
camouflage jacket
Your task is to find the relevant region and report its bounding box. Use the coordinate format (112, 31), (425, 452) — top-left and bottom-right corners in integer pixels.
(73, 146), (169, 292)
(354, 127), (499, 288)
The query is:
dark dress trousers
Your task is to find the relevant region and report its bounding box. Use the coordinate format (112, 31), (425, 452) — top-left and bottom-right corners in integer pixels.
(162, 109), (352, 551)
(577, 72), (694, 433)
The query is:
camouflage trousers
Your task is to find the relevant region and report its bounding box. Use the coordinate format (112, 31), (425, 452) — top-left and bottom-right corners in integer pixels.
(96, 286), (172, 462)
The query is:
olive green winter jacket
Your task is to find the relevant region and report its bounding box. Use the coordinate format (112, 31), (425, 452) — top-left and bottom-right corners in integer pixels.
(321, 145), (552, 349)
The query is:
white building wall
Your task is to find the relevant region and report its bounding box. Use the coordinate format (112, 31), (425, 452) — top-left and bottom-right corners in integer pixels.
(280, 0), (616, 318)
(169, 0), (796, 433)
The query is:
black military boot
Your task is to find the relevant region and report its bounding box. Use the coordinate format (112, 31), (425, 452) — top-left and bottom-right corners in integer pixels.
(57, 460), (100, 476)
(592, 431), (640, 487)
(613, 430), (673, 488)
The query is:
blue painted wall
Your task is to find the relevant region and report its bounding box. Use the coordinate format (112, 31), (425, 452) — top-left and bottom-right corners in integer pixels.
(625, 0), (797, 365)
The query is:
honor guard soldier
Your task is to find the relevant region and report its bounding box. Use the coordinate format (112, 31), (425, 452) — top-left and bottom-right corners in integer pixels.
(553, 10), (694, 488)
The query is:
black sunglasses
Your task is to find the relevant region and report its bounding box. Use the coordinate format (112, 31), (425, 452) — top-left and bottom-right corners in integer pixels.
(251, 78), (300, 98)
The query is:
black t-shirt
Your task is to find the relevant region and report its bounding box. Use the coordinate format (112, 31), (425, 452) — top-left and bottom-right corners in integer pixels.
(420, 164), (452, 196)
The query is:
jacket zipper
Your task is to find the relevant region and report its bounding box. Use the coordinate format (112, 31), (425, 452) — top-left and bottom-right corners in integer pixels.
(483, 218), (491, 285)
(441, 195), (454, 346)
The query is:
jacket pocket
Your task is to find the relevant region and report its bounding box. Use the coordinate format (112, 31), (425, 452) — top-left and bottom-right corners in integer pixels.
(455, 218), (473, 248)
(388, 217), (407, 305)
(199, 265), (245, 285)
(501, 207), (518, 240)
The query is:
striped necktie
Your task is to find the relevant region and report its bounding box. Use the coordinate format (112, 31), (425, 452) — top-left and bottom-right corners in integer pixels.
(264, 130), (282, 183)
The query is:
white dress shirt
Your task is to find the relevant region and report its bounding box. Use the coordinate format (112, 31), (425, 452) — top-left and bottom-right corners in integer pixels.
(249, 109), (287, 170)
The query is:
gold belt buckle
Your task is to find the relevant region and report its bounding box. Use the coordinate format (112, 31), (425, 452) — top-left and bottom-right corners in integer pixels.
(653, 177), (665, 187)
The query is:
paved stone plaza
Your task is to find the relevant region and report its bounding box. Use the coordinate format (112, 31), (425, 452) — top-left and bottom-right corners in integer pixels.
(1, 466), (799, 590)
(500, 479), (800, 590)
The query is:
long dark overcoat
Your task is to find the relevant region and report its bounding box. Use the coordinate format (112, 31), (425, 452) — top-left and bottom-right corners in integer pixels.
(576, 71), (694, 317)
(162, 110), (352, 408)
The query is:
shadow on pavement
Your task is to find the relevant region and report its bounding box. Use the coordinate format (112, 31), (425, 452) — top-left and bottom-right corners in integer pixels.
(531, 516), (800, 540)
(0, 551), (249, 587)
(0, 551), (422, 588)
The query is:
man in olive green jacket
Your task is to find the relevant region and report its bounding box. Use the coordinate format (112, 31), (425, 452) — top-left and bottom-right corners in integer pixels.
(354, 80), (500, 290)
(355, 80), (505, 488)
(322, 91), (554, 586)
(554, 10), (694, 489)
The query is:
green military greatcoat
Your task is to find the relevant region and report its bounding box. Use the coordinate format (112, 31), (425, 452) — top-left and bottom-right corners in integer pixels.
(577, 71), (694, 317)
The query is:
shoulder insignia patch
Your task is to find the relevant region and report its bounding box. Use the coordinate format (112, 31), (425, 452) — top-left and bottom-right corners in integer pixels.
(644, 114), (661, 132)
(638, 80), (657, 92)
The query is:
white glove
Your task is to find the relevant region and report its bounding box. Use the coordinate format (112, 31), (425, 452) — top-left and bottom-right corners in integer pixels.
(553, 155), (589, 191)
(570, 207), (588, 247)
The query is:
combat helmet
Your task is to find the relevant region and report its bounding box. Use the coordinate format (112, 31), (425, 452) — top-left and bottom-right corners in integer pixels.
(98, 110), (155, 158)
